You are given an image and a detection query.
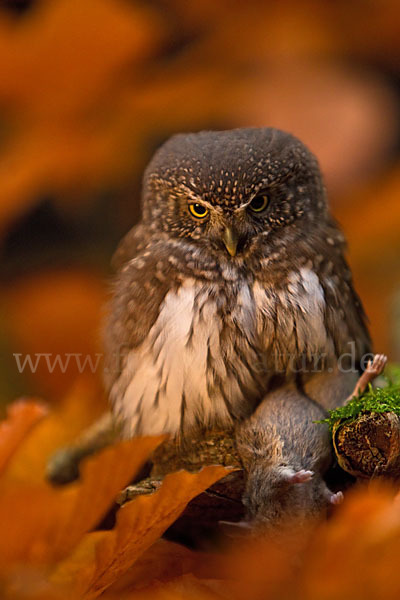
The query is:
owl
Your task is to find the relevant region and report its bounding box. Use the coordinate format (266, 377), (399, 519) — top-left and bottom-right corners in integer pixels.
(104, 128), (371, 439)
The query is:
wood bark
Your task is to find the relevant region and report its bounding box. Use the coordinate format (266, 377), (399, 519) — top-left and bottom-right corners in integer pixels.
(333, 412), (400, 479)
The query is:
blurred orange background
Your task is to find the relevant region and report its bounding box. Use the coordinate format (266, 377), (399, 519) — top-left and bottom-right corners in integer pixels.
(0, 0), (399, 407)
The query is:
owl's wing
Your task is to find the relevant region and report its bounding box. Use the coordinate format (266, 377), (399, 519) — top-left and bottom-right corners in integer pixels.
(104, 234), (181, 437)
(321, 252), (372, 362)
(104, 244), (173, 378)
(303, 227), (372, 411)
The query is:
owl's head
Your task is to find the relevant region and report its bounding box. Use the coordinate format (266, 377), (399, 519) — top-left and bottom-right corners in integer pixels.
(142, 128), (327, 259)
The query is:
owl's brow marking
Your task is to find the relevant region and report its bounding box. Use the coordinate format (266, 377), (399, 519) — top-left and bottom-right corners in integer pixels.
(186, 196), (215, 211)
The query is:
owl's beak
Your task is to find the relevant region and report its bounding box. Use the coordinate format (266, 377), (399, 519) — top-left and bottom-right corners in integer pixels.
(222, 226), (238, 257)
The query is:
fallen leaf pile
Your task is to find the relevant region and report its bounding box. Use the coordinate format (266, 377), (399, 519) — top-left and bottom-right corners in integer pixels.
(0, 391), (230, 599)
(2, 389), (400, 599)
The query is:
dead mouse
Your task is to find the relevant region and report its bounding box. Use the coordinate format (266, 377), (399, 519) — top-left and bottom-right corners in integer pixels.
(222, 354), (387, 533)
(231, 384), (339, 533)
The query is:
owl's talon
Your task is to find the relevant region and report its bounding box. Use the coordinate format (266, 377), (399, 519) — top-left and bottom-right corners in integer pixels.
(117, 478), (162, 505)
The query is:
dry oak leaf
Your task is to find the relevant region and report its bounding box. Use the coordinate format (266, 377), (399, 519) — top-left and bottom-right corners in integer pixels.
(0, 433), (164, 568)
(106, 538), (221, 594)
(4, 377), (106, 484)
(0, 0), (161, 119)
(0, 0), (164, 232)
(2, 269), (107, 398)
(52, 465), (232, 599)
(107, 573), (226, 600)
(0, 399), (47, 476)
(213, 484), (400, 600)
(300, 484), (400, 600)
(80, 485), (400, 600)
(334, 165), (400, 354)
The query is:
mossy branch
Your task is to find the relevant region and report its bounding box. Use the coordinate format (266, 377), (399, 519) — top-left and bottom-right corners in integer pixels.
(320, 365), (400, 479)
(318, 379), (400, 433)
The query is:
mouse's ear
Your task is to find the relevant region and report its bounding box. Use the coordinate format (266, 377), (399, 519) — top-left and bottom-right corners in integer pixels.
(280, 467), (314, 484)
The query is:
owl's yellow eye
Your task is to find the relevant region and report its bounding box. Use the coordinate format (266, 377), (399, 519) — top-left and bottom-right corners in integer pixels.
(249, 194), (269, 213)
(189, 203), (209, 219)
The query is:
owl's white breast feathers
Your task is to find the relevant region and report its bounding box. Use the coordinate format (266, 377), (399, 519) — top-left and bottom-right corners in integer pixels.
(113, 279), (233, 436)
(288, 267), (330, 355)
(253, 267), (331, 366)
(112, 268), (331, 437)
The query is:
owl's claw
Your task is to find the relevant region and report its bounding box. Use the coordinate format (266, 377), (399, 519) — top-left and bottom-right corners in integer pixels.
(117, 478), (162, 505)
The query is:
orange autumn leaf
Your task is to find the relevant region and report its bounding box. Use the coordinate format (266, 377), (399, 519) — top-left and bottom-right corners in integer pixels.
(4, 377), (106, 484)
(332, 167), (400, 354)
(53, 466), (232, 598)
(106, 538), (220, 594)
(0, 433), (164, 568)
(111, 574), (225, 600)
(0, 0), (165, 233)
(300, 485), (400, 600)
(209, 484), (400, 600)
(52, 539), (222, 599)
(2, 269), (107, 398)
(0, 0), (161, 118)
(55, 482), (400, 600)
(0, 399), (47, 475)
(338, 168), (400, 259)
(3, 396), (400, 600)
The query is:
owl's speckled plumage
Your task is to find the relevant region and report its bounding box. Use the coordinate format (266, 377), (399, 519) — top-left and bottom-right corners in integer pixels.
(104, 128), (371, 438)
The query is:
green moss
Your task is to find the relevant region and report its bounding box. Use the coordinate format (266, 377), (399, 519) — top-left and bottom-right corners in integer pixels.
(316, 366), (400, 432)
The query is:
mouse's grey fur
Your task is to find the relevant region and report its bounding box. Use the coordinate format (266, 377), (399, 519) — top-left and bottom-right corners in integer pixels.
(235, 383), (338, 529)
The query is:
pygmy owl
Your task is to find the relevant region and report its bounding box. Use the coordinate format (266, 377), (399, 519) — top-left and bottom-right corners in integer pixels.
(104, 128), (371, 439)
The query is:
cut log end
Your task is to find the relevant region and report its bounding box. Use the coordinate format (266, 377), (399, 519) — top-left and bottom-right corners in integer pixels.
(333, 412), (400, 479)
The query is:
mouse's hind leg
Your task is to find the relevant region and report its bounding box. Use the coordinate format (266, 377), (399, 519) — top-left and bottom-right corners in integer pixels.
(301, 368), (359, 411)
(347, 354), (387, 401)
